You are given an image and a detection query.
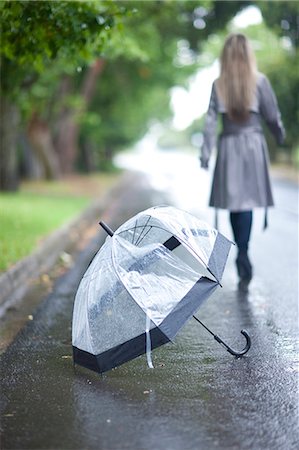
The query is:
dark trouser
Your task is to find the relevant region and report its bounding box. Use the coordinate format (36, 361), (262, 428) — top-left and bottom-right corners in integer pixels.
(229, 211), (253, 253)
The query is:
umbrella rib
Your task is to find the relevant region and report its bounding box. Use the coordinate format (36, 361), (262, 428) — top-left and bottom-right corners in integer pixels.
(135, 226), (152, 246)
(135, 216), (151, 246)
(117, 224), (220, 284)
(132, 219), (138, 244)
(152, 225), (219, 283)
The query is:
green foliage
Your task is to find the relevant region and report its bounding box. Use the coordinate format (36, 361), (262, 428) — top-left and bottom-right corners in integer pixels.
(1, 0), (266, 185)
(193, 17), (299, 161)
(257, 0), (299, 48)
(252, 1), (299, 160)
(78, 1), (245, 165)
(83, 54), (180, 158)
(0, 0), (132, 96)
(245, 23), (299, 160)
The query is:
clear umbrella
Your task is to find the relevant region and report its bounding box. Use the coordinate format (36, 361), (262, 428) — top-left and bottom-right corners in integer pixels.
(72, 205), (251, 374)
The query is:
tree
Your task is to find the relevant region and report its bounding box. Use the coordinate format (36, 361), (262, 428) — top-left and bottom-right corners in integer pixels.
(256, 1), (299, 162)
(78, 0), (249, 170)
(0, 0), (248, 190)
(257, 0), (299, 49)
(0, 0), (132, 190)
(186, 3), (299, 163)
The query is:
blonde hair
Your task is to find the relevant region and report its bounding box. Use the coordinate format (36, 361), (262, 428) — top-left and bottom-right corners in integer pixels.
(216, 33), (257, 122)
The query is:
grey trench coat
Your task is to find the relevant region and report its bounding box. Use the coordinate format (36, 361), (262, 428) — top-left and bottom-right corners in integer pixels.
(201, 73), (285, 211)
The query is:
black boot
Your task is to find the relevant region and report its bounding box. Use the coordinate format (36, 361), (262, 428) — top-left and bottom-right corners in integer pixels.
(230, 211), (253, 285)
(236, 250), (252, 282)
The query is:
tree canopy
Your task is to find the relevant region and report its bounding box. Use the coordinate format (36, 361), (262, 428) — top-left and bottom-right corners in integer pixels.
(0, 0), (298, 191)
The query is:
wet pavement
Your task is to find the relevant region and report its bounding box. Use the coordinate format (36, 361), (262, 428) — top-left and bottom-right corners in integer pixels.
(1, 143), (298, 450)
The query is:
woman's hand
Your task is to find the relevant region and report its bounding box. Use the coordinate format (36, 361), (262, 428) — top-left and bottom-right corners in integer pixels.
(200, 156), (209, 169)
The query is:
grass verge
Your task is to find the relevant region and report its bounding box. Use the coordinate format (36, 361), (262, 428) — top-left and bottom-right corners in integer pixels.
(0, 173), (119, 272)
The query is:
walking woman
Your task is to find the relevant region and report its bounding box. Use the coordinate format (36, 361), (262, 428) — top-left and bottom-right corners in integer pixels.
(200, 33), (285, 284)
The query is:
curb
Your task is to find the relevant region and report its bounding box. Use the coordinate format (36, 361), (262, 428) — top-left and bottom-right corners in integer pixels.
(0, 172), (130, 317)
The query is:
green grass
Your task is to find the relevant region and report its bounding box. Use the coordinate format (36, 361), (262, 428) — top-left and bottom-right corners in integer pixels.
(0, 192), (89, 272)
(0, 174), (119, 272)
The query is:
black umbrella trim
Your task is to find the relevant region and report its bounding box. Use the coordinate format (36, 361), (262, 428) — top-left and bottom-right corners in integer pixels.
(73, 326), (170, 374)
(73, 276), (218, 374)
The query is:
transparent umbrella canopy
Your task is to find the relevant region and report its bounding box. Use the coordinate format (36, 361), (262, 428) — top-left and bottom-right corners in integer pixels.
(72, 205), (251, 374)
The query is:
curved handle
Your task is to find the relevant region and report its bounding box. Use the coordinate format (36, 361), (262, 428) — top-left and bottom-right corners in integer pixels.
(214, 329), (251, 358)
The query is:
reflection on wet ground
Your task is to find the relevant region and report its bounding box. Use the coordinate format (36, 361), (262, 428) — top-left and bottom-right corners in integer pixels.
(2, 279), (297, 450)
(1, 143), (298, 449)
(2, 246), (298, 450)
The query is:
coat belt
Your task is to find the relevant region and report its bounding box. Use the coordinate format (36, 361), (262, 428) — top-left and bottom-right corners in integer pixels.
(220, 126), (263, 137)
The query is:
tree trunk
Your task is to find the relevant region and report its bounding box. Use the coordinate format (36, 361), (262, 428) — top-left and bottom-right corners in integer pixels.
(19, 131), (44, 179)
(81, 140), (97, 172)
(54, 59), (105, 174)
(55, 112), (79, 174)
(27, 112), (61, 180)
(0, 96), (20, 191)
(81, 59), (105, 104)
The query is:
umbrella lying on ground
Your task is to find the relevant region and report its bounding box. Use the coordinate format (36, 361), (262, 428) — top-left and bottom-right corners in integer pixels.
(72, 205), (251, 374)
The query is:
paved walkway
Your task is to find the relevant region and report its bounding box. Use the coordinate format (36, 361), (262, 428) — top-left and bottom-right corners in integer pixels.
(1, 167), (298, 450)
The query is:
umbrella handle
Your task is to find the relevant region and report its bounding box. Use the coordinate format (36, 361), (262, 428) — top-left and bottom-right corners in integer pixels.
(193, 316), (251, 358)
(213, 329), (251, 357)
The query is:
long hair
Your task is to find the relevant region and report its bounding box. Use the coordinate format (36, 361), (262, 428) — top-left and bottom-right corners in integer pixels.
(216, 33), (257, 122)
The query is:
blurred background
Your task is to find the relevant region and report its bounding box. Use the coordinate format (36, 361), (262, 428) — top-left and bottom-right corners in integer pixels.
(1, 0), (298, 190)
(1, 0), (298, 270)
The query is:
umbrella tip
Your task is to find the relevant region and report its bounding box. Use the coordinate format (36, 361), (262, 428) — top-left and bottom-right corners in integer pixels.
(99, 221), (114, 237)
